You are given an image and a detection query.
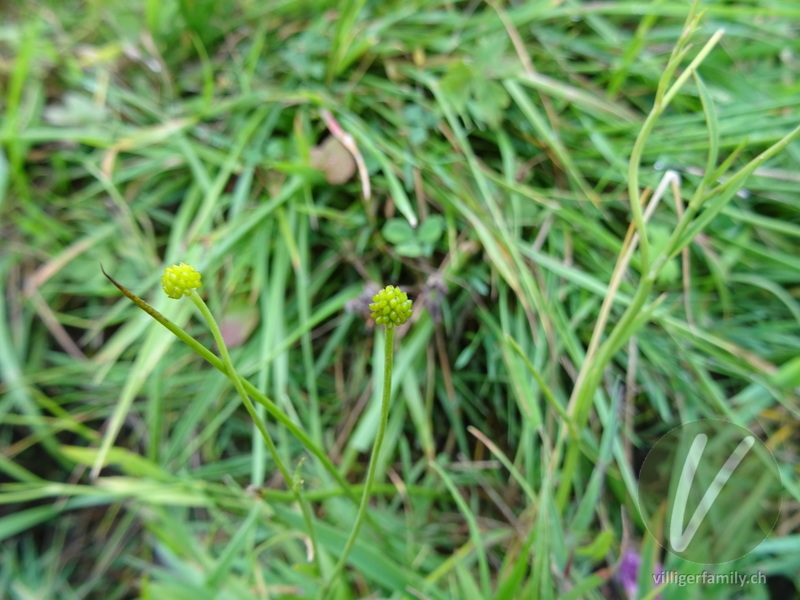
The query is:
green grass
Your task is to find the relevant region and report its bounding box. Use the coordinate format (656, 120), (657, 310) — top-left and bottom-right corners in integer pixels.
(2, 0), (800, 599)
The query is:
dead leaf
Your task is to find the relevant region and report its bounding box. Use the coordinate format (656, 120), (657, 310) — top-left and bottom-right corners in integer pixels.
(310, 136), (356, 185)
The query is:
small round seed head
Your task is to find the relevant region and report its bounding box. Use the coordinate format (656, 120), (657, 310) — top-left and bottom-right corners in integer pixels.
(369, 285), (412, 329)
(162, 263), (202, 299)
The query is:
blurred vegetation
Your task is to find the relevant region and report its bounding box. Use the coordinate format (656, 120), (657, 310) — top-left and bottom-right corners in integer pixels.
(1, 0), (799, 599)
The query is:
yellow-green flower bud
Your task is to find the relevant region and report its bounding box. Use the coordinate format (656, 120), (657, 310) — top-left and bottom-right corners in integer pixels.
(369, 285), (412, 329)
(162, 263), (202, 299)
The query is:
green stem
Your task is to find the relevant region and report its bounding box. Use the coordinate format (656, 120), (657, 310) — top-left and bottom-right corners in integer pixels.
(556, 276), (656, 511)
(626, 108), (659, 273)
(322, 327), (395, 598)
(101, 266), (358, 505)
(627, 5), (720, 283)
(557, 10), (724, 515)
(189, 292), (320, 572)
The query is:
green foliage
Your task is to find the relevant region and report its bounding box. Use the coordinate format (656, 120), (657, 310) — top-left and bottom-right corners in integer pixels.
(2, 0), (800, 599)
(439, 60), (511, 129)
(382, 215), (444, 257)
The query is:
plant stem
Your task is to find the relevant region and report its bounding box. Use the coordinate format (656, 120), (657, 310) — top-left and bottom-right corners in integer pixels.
(189, 291), (321, 572)
(101, 265), (358, 505)
(555, 9), (725, 514)
(322, 326), (395, 598)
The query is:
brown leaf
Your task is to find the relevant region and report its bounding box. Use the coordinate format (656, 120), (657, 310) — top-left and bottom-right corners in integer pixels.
(310, 136), (356, 185)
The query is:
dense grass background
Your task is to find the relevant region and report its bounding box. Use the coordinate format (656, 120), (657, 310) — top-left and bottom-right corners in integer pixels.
(1, 0), (799, 598)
